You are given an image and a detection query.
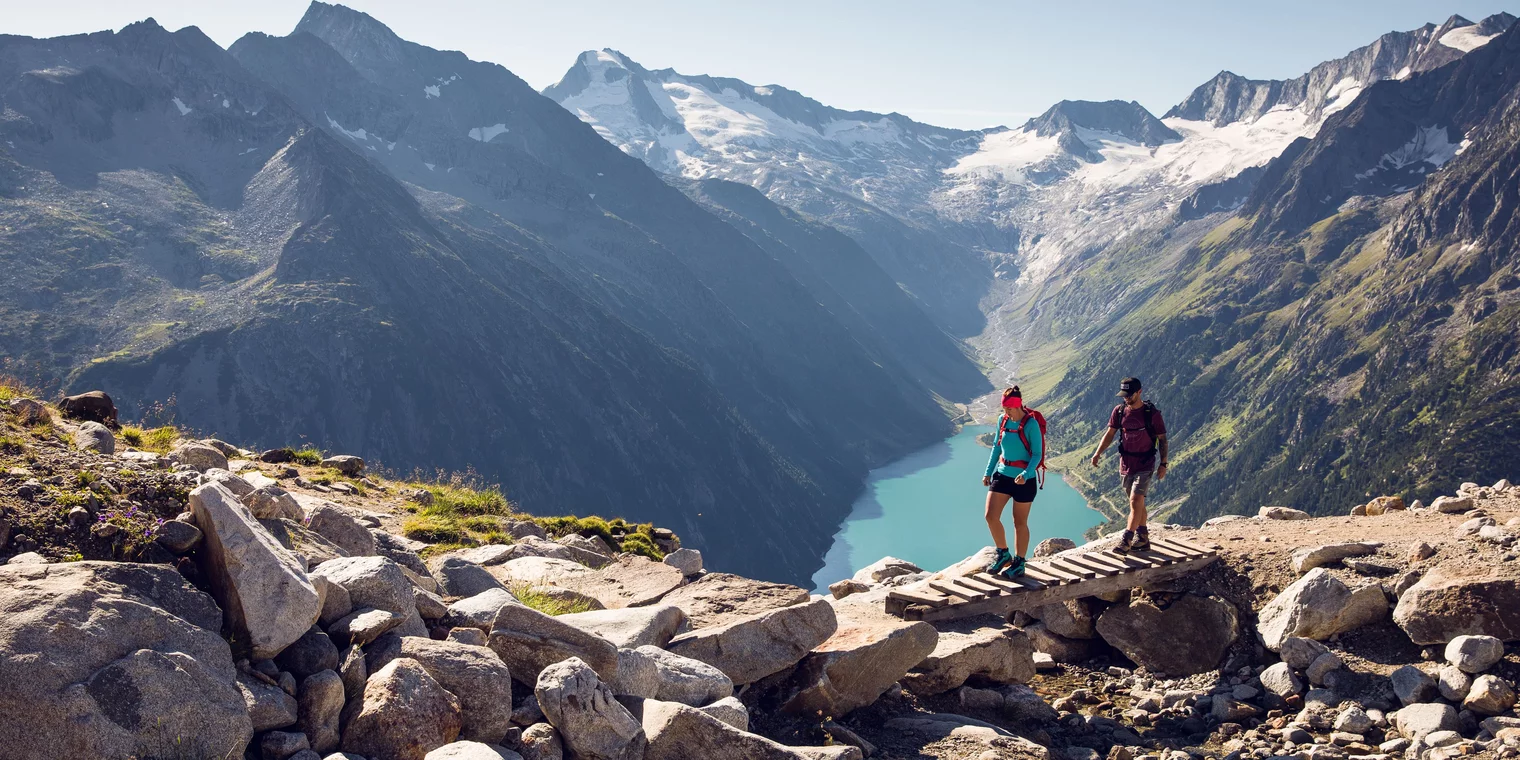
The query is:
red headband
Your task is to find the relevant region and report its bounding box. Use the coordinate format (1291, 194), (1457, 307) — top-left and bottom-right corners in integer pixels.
(1001, 396), (1023, 409)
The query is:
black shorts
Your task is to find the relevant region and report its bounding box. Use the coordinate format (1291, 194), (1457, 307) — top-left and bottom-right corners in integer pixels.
(989, 473), (1038, 502)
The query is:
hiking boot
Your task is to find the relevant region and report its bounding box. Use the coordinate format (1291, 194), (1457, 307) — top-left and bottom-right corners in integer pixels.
(1131, 528), (1151, 553)
(985, 547), (1012, 575)
(1115, 530), (1136, 554)
(1000, 555), (1027, 579)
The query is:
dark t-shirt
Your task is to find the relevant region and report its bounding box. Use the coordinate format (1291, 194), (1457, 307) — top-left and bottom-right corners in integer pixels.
(1109, 403), (1167, 476)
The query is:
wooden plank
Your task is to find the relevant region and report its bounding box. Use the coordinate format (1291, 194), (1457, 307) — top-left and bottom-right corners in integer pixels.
(1149, 538), (1203, 559)
(887, 589), (950, 608)
(1125, 546), (1176, 565)
(970, 572), (1026, 593)
(903, 554), (1219, 622)
(1062, 555), (1119, 577)
(1076, 552), (1133, 574)
(954, 575), (1005, 595)
(1009, 574), (1046, 591)
(1161, 536), (1219, 555)
(1028, 562), (1083, 584)
(1144, 541), (1194, 562)
(1046, 558), (1098, 579)
(928, 580), (984, 602)
(1023, 565), (1071, 585)
(1099, 549), (1159, 569)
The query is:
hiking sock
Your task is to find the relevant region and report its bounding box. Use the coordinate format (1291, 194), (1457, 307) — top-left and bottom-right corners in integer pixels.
(985, 547), (1012, 575)
(1001, 554), (1027, 578)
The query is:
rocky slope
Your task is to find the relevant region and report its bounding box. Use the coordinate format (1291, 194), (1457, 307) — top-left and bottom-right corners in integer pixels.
(0, 4), (990, 585)
(6, 391), (1520, 760)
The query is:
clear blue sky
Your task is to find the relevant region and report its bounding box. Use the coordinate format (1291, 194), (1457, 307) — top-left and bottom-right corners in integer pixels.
(6, 1), (1516, 129)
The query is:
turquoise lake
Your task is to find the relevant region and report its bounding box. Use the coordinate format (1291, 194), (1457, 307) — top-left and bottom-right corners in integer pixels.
(810, 425), (1104, 592)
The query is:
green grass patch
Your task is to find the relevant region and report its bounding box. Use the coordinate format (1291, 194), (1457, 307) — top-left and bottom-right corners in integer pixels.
(508, 582), (597, 616)
(292, 446), (323, 466)
(534, 515), (664, 560)
(120, 425), (179, 454)
(0, 435), (25, 456)
(400, 479), (516, 547)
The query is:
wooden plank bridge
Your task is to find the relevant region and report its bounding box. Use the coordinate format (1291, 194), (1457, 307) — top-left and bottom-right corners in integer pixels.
(885, 535), (1219, 622)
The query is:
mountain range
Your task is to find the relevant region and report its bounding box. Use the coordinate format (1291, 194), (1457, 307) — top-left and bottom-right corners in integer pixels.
(2, 5), (1518, 583)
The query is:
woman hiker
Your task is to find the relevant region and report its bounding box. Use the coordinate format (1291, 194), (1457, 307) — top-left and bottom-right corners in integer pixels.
(983, 386), (1042, 578)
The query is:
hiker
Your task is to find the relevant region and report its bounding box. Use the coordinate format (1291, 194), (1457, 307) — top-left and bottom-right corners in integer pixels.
(1090, 376), (1168, 553)
(983, 386), (1046, 578)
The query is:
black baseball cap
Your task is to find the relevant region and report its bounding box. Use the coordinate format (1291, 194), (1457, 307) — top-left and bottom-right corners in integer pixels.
(1118, 377), (1142, 396)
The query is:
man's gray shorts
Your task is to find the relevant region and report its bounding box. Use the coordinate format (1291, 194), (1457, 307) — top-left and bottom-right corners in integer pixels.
(1123, 470), (1153, 499)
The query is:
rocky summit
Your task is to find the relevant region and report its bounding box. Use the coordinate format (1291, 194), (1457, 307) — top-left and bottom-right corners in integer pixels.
(5, 390), (1520, 759)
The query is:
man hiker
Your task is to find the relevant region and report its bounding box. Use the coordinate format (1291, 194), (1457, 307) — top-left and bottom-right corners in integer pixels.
(1089, 376), (1168, 553)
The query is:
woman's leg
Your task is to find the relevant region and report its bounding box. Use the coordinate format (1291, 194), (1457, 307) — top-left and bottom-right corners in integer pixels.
(984, 491), (1013, 549)
(1011, 500), (1033, 557)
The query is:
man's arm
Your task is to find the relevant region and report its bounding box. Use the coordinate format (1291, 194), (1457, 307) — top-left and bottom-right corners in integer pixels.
(1091, 428), (1116, 467)
(1157, 435), (1169, 479)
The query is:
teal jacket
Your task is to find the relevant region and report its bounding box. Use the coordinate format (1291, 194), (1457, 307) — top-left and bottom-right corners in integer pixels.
(985, 414), (1043, 480)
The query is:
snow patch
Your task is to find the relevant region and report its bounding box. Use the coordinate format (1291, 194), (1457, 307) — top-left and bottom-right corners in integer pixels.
(468, 123), (509, 142)
(1323, 77), (1363, 116)
(424, 162), (436, 171)
(1354, 125), (1463, 180)
(424, 85), (441, 98)
(946, 129), (1062, 184)
(325, 115), (369, 142)
(172, 97), (192, 116)
(1395, 66), (1412, 80)
(1439, 26), (1500, 52)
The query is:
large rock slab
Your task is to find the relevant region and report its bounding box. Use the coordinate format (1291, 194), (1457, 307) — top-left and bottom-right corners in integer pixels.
(535, 657), (646, 760)
(1291, 542), (1381, 575)
(555, 554), (686, 610)
(435, 556), (510, 598)
(1096, 594), (1239, 676)
(488, 600), (620, 684)
(73, 421), (115, 454)
(667, 598), (838, 685)
(1035, 598), (1100, 639)
(373, 529), (441, 592)
(778, 602), (938, 715)
(168, 442), (228, 472)
(1446, 634), (1506, 673)
(495, 535), (610, 568)
(1258, 568), (1388, 650)
(449, 588), (521, 631)
(903, 616), (1036, 696)
(297, 669), (344, 753)
(311, 555), (428, 638)
(1394, 703), (1458, 739)
(1023, 621), (1093, 663)
(425, 741), (524, 760)
(369, 636), (516, 743)
(343, 658), (463, 760)
(190, 482), (322, 658)
(643, 699), (806, 760)
(243, 485), (305, 521)
(490, 557), (594, 587)
(635, 645), (734, 706)
(658, 572), (811, 629)
(0, 562), (253, 757)
(1393, 568), (1520, 644)
(556, 605), (687, 649)
(240, 671), (299, 732)
(304, 502), (377, 557)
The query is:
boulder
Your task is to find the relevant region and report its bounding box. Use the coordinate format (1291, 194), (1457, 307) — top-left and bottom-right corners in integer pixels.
(1257, 568), (1388, 650)
(658, 572), (811, 629)
(663, 548), (703, 576)
(903, 617), (1036, 696)
(1464, 675), (1517, 715)
(495, 535), (610, 568)
(330, 608), (404, 648)
(373, 530), (440, 592)
(339, 645), (367, 697)
(425, 741), (524, 760)
(274, 626), (340, 678)
(343, 659), (463, 760)
(1437, 665), (1473, 702)
(643, 699), (803, 760)
(304, 503), (377, 557)
(609, 646), (662, 699)
(1032, 538), (1078, 557)
(0, 562), (253, 757)
(1260, 662), (1304, 698)
(1306, 652), (1343, 685)
(827, 579), (871, 600)
(518, 723), (564, 760)
(202, 468), (254, 496)
(1023, 621), (1093, 663)
(1444, 634), (1506, 673)
(852, 556), (922, 584)
(190, 482), (321, 658)
(1431, 496), (1474, 514)
(634, 645), (734, 706)
(697, 696), (750, 731)
(435, 556), (510, 598)
(535, 657), (646, 760)
(1393, 702), (1458, 739)
(1409, 542), (1437, 562)
(240, 671), (299, 732)
(321, 455), (364, 475)
(244, 485), (305, 522)
(1291, 542), (1382, 574)
(449, 588), (521, 631)
(445, 544), (518, 566)
(555, 554), (685, 610)
(1393, 568), (1520, 644)
(261, 730), (310, 759)
(73, 421), (115, 454)
(556, 605), (687, 649)
(416, 587), (450, 620)
(1095, 594), (1239, 676)
(1390, 665), (1438, 706)
(1259, 506), (1311, 520)
(558, 533), (615, 557)
(57, 390), (117, 425)
(1036, 598), (1100, 639)
(488, 601), (620, 684)
(153, 519), (203, 554)
(297, 669), (345, 753)
(490, 557), (594, 587)
(448, 628), (491, 646)
(1364, 496), (1406, 515)
(369, 636), (515, 742)
(778, 602), (939, 715)
(310, 556), (428, 638)
(7, 397), (49, 424)
(667, 598), (838, 685)
(168, 442), (229, 472)
(1279, 636), (1330, 670)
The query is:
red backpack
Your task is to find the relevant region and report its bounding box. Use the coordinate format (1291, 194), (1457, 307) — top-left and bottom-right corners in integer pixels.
(994, 408), (1049, 489)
